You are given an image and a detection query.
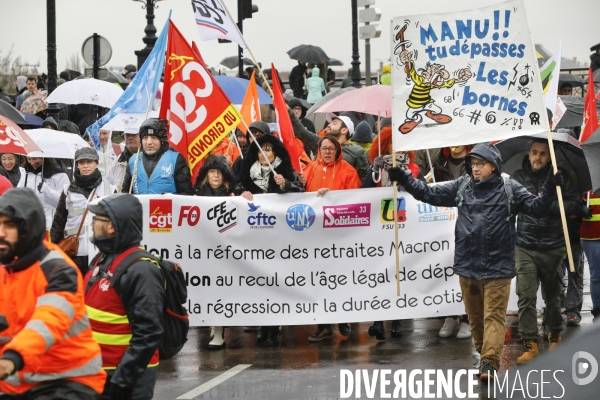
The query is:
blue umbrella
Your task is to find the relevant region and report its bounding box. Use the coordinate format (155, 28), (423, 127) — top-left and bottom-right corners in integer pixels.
(15, 112), (43, 127)
(213, 76), (272, 105)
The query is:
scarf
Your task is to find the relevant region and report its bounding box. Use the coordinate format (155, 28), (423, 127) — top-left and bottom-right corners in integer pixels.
(249, 156), (282, 192)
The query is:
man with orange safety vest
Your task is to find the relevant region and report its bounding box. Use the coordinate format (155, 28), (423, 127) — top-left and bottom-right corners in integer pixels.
(0, 188), (106, 399)
(84, 193), (165, 400)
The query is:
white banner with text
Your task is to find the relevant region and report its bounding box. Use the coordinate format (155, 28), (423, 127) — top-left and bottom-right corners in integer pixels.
(137, 188), (525, 326)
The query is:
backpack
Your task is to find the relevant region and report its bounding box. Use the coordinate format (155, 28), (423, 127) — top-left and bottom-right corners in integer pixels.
(105, 247), (189, 360)
(454, 173), (515, 221)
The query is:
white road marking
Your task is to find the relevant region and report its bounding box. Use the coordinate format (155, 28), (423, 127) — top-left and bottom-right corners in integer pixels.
(176, 364), (252, 399)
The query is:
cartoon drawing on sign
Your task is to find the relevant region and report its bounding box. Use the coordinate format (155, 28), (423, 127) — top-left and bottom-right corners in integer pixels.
(394, 21), (473, 134)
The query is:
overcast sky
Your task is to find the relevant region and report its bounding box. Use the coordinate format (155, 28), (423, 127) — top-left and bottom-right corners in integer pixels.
(1, 0), (598, 75)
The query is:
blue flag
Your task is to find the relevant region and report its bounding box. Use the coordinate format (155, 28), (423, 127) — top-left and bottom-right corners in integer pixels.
(87, 15), (170, 149)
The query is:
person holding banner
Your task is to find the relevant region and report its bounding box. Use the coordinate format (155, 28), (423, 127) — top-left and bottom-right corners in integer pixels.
(387, 142), (563, 381)
(235, 134), (304, 201)
(121, 118), (192, 195)
(234, 134), (304, 345)
(301, 136), (362, 198)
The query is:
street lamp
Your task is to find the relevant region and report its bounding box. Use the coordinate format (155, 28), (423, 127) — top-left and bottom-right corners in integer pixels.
(351, 0), (362, 88)
(46, 0), (61, 122)
(133, 0), (165, 70)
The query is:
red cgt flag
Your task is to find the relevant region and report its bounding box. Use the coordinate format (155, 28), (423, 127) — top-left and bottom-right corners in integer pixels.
(159, 21), (242, 181)
(270, 64), (302, 173)
(580, 68), (599, 143)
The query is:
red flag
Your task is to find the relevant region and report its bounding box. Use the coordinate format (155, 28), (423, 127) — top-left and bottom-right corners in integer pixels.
(270, 64), (302, 173)
(159, 22), (242, 182)
(580, 68), (599, 143)
(0, 115), (42, 155)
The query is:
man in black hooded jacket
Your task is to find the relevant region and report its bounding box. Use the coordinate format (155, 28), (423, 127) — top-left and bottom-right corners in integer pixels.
(388, 142), (563, 381)
(85, 193), (165, 400)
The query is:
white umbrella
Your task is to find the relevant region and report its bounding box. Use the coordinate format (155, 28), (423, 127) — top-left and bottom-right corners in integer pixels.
(25, 128), (90, 159)
(102, 111), (159, 134)
(45, 78), (124, 108)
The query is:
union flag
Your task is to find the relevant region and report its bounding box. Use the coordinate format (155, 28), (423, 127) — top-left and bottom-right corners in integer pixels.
(159, 21), (242, 182)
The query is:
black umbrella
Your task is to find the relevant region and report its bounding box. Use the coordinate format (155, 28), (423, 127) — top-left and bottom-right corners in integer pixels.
(219, 56), (255, 69)
(0, 100), (26, 123)
(499, 323), (600, 399)
(287, 44), (330, 64)
(497, 131), (592, 195)
(559, 73), (585, 89)
(556, 95), (600, 129)
(328, 58), (344, 66)
(581, 126), (600, 193)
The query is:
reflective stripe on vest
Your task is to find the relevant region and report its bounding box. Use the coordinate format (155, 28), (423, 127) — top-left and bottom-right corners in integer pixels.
(85, 256), (159, 368)
(4, 354), (103, 386)
(130, 150), (178, 194)
(582, 193), (600, 239)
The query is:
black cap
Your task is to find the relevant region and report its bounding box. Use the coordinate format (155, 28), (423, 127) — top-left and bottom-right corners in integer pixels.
(591, 43), (600, 52)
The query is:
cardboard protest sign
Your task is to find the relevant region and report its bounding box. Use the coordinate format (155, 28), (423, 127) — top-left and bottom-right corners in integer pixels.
(391, 0), (548, 151)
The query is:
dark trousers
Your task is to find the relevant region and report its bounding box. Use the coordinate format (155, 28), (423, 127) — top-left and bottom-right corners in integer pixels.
(564, 241), (585, 317)
(516, 245), (565, 340)
(100, 367), (158, 400)
(0, 380), (99, 400)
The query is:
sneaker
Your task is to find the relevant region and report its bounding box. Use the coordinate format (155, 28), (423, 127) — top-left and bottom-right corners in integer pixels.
(456, 322), (472, 339)
(210, 326), (215, 339)
(566, 314), (581, 326)
(208, 326), (225, 349)
(516, 340), (539, 364)
(439, 317), (458, 338)
(479, 360), (496, 383)
(368, 321), (386, 340)
(308, 325), (333, 342)
(338, 323), (351, 336)
(548, 332), (561, 350)
(391, 320), (402, 337)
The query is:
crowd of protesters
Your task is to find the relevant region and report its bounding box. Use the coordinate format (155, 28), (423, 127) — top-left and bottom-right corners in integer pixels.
(0, 45), (599, 397)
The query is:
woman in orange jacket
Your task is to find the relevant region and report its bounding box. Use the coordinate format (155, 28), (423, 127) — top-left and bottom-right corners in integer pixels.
(301, 136), (362, 196)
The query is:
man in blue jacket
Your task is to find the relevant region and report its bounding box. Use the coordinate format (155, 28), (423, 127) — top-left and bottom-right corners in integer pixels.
(388, 142), (562, 381)
(121, 118), (192, 195)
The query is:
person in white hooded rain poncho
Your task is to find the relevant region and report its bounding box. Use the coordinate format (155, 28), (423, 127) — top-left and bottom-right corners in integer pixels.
(17, 156), (70, 230)
(50, 147), (115, 274)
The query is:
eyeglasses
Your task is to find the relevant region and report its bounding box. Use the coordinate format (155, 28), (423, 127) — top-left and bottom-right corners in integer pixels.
(92, 216), (111, 223)
(320, 147), (336, 153)
(470, 161), (488, 169)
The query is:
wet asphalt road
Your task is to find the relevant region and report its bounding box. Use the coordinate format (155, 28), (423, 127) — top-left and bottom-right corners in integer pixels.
(154, 286), (595, 399)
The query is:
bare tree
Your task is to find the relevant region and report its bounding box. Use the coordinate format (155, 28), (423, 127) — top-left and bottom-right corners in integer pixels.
(65, 52), (82, 75)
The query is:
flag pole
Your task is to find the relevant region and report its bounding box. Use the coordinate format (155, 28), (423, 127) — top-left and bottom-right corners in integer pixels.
(392, 153), (401, 297)
(219, 0), (274, 97)
(230, 129), (244, 160)
(426, 149), (436, 183)
(546, 130), (575, 273)
(240, 119), (276, 174)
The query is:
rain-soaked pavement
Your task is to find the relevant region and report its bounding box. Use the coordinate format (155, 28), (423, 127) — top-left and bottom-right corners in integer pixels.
(154, 282), (596, 399)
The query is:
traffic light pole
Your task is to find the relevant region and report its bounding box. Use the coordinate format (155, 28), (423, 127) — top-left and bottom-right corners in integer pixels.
(237, 0), (244, 79)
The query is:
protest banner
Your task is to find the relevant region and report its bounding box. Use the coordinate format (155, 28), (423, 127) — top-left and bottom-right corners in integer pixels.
(391, 0), (548, 151)
(136, 188), (531, 326)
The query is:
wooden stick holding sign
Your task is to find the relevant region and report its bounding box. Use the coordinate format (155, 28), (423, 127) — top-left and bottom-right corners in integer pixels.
(546, 131), (575, 273)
